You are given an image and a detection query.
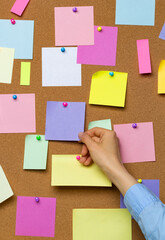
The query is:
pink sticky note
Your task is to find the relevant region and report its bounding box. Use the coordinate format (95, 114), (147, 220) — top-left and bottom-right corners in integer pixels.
(55, 6), (94, 46)
(11, 0), (30, 16)
(0, 94), (36, 133)
(137, 39), (151, 74)
(114, 122), (155, 163)
(15, 196), (56, 237)
(77, 26), (118, 66)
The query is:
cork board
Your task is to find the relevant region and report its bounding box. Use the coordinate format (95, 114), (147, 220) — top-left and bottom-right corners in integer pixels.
(0, 0), (164, 239)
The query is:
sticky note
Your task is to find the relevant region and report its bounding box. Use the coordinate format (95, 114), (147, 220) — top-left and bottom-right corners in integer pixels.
(0, 94), (36, 133)
(20, 62), (31, 85)
(88, 119), (112, 130)
(159, 23), (165, 40)
(52, 155), (112, 187)
(15, 196), (56, 237)
(115, 0), (155, 26)
(0, 47), (15, 84)
(42, 48), (81, 86)
(0, 166), (14, 203)
(114, 122), (155, 163)
(137, 39), (151, 74)
(120, 180), (159, 208)
(45, 101), (85, 141)
(11, 0), (30, 16)
(158, 60), (165, 94)
(73, 209), (132, 240)
(77, 26), (118, 66)
(23, 135), (48, 170)
(0, 20), (34, 59)
(55, 6), (94, 46)
(89, 71), (127, 107)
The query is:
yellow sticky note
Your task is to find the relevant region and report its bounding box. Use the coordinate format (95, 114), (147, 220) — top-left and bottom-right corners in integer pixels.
(20, 62), (31, 85)
(158, 60), (165, 94)
(51, 155), (112, 187)
(73, 209), (132, 240)
(89, 71), (128, 107)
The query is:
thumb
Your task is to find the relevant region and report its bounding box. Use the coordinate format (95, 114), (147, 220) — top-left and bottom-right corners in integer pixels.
(78, 132), (95, 150)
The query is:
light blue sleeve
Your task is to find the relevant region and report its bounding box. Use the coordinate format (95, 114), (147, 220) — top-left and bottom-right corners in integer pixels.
(124, 184), (165, 240)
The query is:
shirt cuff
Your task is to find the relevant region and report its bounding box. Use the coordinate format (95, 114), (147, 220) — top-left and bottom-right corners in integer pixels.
(124, 183), (159, 222)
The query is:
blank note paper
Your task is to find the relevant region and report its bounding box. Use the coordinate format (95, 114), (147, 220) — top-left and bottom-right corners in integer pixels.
(77, 26), (118, 66)
(159, 23), (165, 40)
(89, 71), (128, 107)
(0, 94), (36, 133)
(158, 60), (165, 94)
(114, 122), (155, 163)
(120, 180), (159, 208)
(88, 119), (112, 130)
(115, 0), (155, 26)
(42, 47), (81, 86)
(45, 101), (85, 141)
(20, 62), (31, 85)
(15, 196), (56, 237)
(0, 47), (15, 84)
(137, 39), (151, 74)
(11, 0), (30, 16)
(23, 135), (48, 170)
(51, 155), (112, 187)
(0, 20), (34, 59)
(73, 209), (132, 240)
(55, 6), (94, 46)
(0, 166), (14, 203)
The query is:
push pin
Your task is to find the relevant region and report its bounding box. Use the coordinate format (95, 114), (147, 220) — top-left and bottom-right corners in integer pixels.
(36, 135), (41, 140)
(97, 26), (102, 32)
(61, 47), (65, 52)
(138, 179), (142, 184)
(13, 95), (17, 100)
(72, 7), (77, 12)
(109, 72), (114, 77)
(11, 19), (16, 24)
(132, 123), (137, 128)
(76, 155), (80, 160)
(35, 197), (40, 203)
(63, 102), (68, 107)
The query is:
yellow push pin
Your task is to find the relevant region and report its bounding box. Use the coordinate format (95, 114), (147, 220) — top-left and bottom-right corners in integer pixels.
(97, 26), (102, 32)
(137, 179), (142, 183)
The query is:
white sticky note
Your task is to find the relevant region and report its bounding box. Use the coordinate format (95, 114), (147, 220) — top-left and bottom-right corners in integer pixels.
(42, 47), (81, 86)
(0, 48), (15, 84)
(0, 166), (14, 203)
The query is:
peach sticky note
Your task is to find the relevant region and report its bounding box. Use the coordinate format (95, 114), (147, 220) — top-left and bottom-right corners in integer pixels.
(114, 122), (155, 163)
(55, 6), (94, 46)
(158, 60), (165, 94)
(11, 0), (30, 16)
(137, 39), (151, 74)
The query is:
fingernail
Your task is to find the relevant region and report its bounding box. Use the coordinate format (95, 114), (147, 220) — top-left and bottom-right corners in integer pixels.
(78, 132), (84, 139)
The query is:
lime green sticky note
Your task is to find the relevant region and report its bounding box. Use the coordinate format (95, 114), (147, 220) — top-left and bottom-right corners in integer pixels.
(88, 119), (112, 130)
(23, 135), (48, 170)
(73, 209), (132, 240)
(89, 71), (128, 107)
(51, 155), (112, 187)
(20, 62), (31, 85)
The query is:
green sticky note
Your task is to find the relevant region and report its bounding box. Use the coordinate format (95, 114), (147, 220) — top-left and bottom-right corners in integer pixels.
(88, 119), (112, 130)
(20, 62), (31, 85)
(23, 135), (48, 170)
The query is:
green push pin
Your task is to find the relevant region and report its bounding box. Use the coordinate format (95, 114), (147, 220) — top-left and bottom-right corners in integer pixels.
(36, 135), (41, 141)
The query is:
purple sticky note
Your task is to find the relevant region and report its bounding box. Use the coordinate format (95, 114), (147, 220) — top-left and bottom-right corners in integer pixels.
(120, 180), (159, 208)
(15, 196), (56, 237)
(45, 101), (86, 141)
(77, 26), (118, 66)
(159, 23), (165, 40)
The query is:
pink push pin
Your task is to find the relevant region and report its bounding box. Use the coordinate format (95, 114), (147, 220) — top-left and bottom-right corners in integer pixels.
(76, 155), (80, 160)
(11, 19), (16, 24)
(63, 102), (68, 107)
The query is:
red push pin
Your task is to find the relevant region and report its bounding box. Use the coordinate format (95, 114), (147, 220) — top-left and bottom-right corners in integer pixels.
(11, 19), (16, 24)
(63, 102), (68, 107)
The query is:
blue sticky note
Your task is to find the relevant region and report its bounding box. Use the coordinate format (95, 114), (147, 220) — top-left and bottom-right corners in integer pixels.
(115, 0), (155, 26)
(0, 19), (34, 59)
(159, 23), (165, 40)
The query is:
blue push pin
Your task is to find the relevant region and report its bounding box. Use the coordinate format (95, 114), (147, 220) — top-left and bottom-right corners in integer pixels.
(61, 47), (65, 52)
(13, 95), (17, 100)
(109, 72), (114, 77)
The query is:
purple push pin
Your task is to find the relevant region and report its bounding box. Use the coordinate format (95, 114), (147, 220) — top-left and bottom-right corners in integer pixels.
(72, 7), (77, 12)
(35, 197), (40, 203)
(132, 123), (137, 128)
